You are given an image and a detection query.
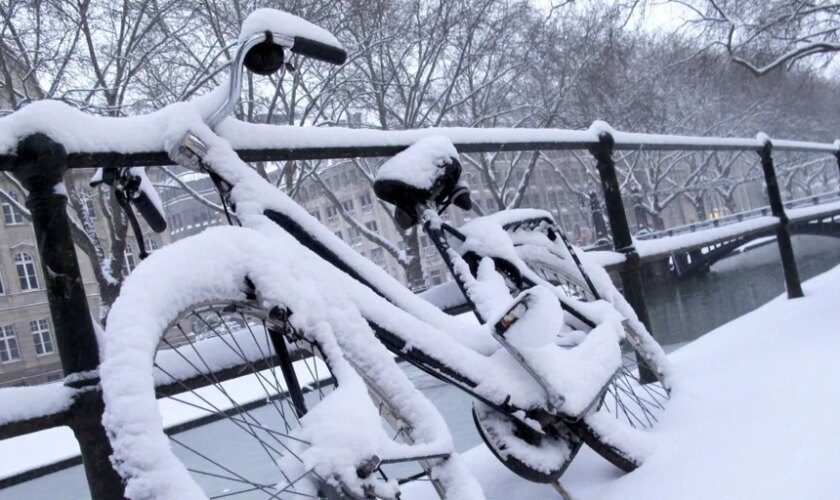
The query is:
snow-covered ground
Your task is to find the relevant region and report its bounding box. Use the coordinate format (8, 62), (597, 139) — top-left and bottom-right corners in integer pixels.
(406, 262), (840, 499)
(5, 263), (840, 498)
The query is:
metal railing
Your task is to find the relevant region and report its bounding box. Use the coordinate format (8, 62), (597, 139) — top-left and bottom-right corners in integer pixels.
(639, 191), (840, 241)
(0, 118), (838, 498)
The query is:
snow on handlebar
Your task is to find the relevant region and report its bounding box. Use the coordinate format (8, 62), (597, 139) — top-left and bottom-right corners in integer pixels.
(239, 8), (347, 66)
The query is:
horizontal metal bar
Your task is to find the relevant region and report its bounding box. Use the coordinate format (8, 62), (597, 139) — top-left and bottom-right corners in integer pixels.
(0, 454), (82, 489)
(0, 124), (836, 171)
(0, 409), (70, 441)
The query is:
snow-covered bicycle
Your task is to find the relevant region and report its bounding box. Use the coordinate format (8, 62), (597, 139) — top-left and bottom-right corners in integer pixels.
(98, 9), (672, 499)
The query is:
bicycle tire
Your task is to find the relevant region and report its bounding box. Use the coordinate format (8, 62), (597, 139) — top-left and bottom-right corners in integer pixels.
(100, 233), (456, 500)
(507, 224), (671, 472)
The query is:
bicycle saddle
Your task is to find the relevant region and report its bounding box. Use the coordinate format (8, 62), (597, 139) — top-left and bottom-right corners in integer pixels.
(374, 136), (471, 228)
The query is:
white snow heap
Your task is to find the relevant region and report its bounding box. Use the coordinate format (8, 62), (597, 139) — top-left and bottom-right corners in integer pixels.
(239, 8), (342, 48)
(376, 135), (459, 190)
(588, 120), (615, 138)
(755, 132), (771, 146)
(0, 383), (77, 427)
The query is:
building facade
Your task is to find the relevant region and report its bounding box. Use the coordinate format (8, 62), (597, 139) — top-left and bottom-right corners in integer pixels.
(0, 169), (170, 387)
(161, 149), (780, 293)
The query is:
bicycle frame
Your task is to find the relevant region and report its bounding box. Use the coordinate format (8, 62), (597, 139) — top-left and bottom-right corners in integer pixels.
(164, 33), (614, 424)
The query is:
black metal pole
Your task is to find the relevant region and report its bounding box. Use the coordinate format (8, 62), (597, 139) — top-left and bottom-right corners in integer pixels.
(589, 130), (657, 384)
(12, 134), (125, 499)
(589, 131), (653, 330)
(835, 149), (840, 180)
(757, 138), (803, 299)
(589, 191), (610, 245)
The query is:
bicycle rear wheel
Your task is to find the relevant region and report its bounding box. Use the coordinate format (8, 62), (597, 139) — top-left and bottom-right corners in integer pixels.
(508, 224), (670, 472)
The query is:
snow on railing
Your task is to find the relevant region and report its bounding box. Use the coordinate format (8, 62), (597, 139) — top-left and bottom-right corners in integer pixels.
(639, 191), (840, 242)
(0, 101), (837, 169)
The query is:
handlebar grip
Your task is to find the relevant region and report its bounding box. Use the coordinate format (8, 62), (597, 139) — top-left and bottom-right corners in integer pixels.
(291, 36), (346, 65)
(132, 191), (167, 233)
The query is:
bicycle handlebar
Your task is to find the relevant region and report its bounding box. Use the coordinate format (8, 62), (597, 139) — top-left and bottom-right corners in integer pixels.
(132, 190), (167, 233)
(206, 30), (346, 129)
(290, 36), (347, 65)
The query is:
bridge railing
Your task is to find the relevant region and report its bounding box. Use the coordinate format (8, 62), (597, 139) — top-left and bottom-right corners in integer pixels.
(639, 191), (840, 240)
(0, 113), (839, 497)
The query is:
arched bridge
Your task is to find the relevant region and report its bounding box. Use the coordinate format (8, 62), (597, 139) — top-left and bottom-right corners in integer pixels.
(629, 191), (840, 277)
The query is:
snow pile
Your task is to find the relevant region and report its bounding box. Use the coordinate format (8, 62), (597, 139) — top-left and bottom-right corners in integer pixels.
(239, 8), (341, 47)
(634, 216), (778, 259)
(408, 263), (840, 500)
(787, 199), (840, 221)
(100, 222), (483, 498)
(490, 287), (623, 418)
(0, 383), (76, 427)
(375, 135), (459, 190)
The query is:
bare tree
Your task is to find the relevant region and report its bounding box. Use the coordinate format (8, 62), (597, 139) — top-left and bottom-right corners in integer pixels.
(0, 0), (207, 318)
(667, 1), (840, 76)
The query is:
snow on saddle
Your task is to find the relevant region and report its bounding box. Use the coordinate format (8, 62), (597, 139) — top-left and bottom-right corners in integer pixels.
(374, 136), (471, 228)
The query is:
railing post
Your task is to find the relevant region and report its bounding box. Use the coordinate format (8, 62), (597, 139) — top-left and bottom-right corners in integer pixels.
(589, 128), (654, 335)
(757, 136), (803, 299)
(631, 186), (650, 234)
(834, 142), (840, 181)
(12, 134), (125, 499)
(589, 191), (610, 244)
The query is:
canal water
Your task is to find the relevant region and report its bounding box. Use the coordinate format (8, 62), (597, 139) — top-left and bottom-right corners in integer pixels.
(644, 234), (840, 347)
(4, 235), (839, 499)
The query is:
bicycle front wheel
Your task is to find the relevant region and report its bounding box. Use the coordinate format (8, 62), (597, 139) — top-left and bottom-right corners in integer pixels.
(100, 228), (462, 499)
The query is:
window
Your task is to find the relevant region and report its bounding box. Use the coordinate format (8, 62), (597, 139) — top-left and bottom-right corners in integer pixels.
(360, 194), (373, 214)
(428, 269), (443, 286)
(81, 191), (97, 219)
(145, 238), (159, 251)
(30, 319), (54, 355)
(334, 230), (343, 241)
(14, 252), (38, 290)
(349, 227), (362, 246)
(420, 236), (436, 257)
(326, 206), (338, 224)
(371, 248), (385, 267)
(341, 199), (355, 215)
(0, 325), (19, 363)
(2, 192), (24, 225)
(364, 221), (379, 233)
(124, 246), (136, 273)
